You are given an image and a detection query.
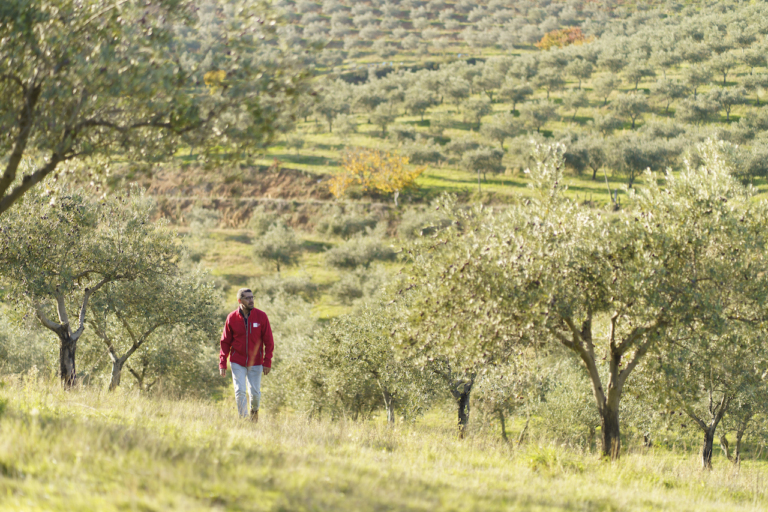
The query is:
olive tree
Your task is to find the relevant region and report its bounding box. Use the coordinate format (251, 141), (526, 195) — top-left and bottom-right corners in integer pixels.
(519, 100), (557, 133)
(461, 147), (504, 192)
(710, 53), (738, 86)
(610, 93), (649, 129)
(610, 132), (668, 188)
(479, 113), (521, 150)
(707, 87), (748, 122)
(314, 80), (352, 132)
(650, 320), (768, 469)
(400, 140), (768, 460)
(682, 65), (713, 98)
(653, 79), (687, 114)
(0, 0), (310, 216)
(88, 269), (220, 391)
(0, 188), (177, 385)
(594, 75), (622, 106)
(298, 301), (440, 424)
(404, 88), (439, 121)
(565, 60), (594, 90)
(254, 220), (303, 273)
(498, 80), (533, 112)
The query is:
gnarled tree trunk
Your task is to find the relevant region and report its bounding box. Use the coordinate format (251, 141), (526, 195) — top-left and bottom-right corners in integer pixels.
(702, 426), (718, 469)
(686, 394), (730, 470)
(381, 387), (395, 425)
(600, 403), (621, 459)
(58, 328), (78, 386)
(109, 358), (126, 391)
(35, 285), (104, 387)
(498, 410), (508, 442)
(452, 380), (473, 439)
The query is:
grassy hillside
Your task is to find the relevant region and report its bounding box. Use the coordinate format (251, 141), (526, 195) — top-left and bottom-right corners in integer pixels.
(2, 378), (768, 511)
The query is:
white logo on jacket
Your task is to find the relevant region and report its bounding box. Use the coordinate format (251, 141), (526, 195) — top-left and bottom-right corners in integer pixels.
(253, 323), (260, 328)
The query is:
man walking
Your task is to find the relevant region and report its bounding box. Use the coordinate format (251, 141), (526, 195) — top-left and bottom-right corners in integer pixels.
(220, 288), (274, 422)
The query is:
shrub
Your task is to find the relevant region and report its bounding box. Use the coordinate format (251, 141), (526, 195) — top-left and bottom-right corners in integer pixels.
(260, 274), (319, 301)
(445, 136), (480, 156)
(315, 206), (378, 239)
(248, 205), (280, 236)
(389, 124), (418, 143)
(325, 225), (397, 268)
(397, 205), (452, 239)
(254, 221), (303, 272)
(399, 135), (445, 164)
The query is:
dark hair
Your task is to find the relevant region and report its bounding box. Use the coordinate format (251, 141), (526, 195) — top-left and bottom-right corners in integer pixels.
(237, 288), (253, 300)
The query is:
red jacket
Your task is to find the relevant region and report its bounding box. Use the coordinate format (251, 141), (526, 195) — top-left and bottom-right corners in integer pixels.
(219, 307), (274, 369)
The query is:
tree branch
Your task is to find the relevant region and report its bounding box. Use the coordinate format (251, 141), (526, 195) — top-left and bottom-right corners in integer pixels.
(89, 307), (118, 363)
(614, 311), (667, 355)
(683, 405), (709, 431)
(126, 364), (143, 385)
(0, 154), (63, 216)
(74, 0), (131, 35)
(53, 289), (70, 328)
(0, 73), (25, 91)
(71, 278), (109, 341)
(122, 322), (165, 361)
(34, 304), (61, 332)
(0, 83), (42, 200)
(617, 335), (655, 390)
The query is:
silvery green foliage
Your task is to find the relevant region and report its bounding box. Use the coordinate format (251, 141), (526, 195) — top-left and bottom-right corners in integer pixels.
(400, 140), (768, 458)
(315, 205), (378, 239)
(325, 223), (396, 269)
(287, 301), (440, 423)
(0, 186), (182, 382)
(399, 135), (445, 165)
(396, 203), (451, 240)
(0, 0), (312, 215)
(0, 313), (55, 376)
(88, 268), (221, 393)
(0, 187), (178, 320)
(534, 359), (601, 448)
(480, 113), (521, 151)
(519, 100), (557, 133)
(461, 147), (505, 180)
(254, 220), (302, 272)
(257, 291), (318, 411)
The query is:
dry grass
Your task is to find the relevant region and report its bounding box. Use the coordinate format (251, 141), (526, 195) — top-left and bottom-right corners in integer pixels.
(1, 378), (767, 511)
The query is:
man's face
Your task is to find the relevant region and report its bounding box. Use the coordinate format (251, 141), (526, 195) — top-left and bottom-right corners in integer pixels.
(239, 292), (255, 310)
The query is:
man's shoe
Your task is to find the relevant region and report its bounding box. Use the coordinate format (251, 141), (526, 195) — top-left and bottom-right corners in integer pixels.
(250, 409), (259, 423)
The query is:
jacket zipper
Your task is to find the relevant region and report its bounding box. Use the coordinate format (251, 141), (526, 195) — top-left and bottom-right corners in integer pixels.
(245, 310), (250, 368)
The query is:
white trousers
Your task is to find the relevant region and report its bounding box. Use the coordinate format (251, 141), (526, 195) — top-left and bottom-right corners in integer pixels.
(230, 362), (262, 417)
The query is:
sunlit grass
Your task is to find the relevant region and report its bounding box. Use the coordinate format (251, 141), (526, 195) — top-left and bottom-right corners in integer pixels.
(2, 379), (767, 511)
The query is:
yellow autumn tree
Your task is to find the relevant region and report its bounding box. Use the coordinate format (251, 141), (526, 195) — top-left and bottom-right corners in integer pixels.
(328, 149), (424, 206)
(203, 70), (227, 94)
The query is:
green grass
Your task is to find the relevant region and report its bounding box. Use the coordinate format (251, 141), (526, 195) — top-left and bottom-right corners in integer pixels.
(2, 379), (768, 511)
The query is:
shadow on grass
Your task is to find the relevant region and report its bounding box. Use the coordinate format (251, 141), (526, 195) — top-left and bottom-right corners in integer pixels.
(424, 173), (529, 190)
(302, 239), (334, 253)
(270, 153), (341, 167)
(222, 274), (252, 287)
(403, 119), (432, 127)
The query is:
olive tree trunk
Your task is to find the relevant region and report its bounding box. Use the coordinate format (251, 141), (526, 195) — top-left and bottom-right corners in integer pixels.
(35, 286), (102, 387)
(733, 412), (753, 466)
(684, 394), (730, 469)
(58, 328), (78, 386)
(498, 410), (508, 442)
(553, 312), (666, 460)
(451, 380), (474, 439)
(381, 387), (396, 425)
(109, 358), (127, 391)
